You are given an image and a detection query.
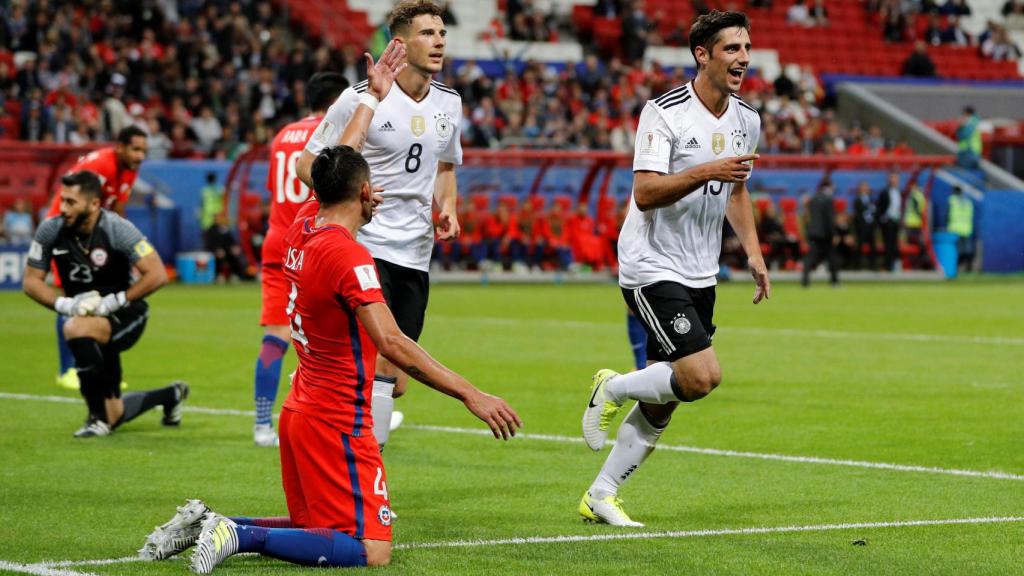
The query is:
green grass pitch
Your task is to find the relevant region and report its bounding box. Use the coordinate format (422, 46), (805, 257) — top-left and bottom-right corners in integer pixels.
(1, 280), (1022, 575)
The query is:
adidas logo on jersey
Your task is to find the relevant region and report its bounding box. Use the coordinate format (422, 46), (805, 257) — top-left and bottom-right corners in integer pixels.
(379, 121), (395, 132)
(684, 137), (701, 150)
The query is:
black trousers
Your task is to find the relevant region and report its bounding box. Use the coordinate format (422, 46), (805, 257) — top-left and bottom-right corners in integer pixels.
(802, 237), (839, 286)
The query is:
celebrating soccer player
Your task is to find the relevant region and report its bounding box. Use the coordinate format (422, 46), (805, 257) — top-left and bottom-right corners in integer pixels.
(296, 0), (463, 451)
(580, 10), (770, 526)
(46, 126), (149, 391)
(23, 171), (187, 438)
(250, 72), (349, 448)
(139, 145), (520, 572)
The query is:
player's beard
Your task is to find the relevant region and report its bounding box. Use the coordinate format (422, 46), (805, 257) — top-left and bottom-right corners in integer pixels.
(64, 209), (94, 232)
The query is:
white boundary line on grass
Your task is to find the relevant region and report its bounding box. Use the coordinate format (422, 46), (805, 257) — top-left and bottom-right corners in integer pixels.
(15, 515), (1024, 570)
(3, 392), (1023, 482)
(431, 315), (1024, 347)
(394, 515), (1024, 550)
(0, 560), (98, 576)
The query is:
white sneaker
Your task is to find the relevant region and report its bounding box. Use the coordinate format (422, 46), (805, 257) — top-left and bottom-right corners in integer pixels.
(139, 499), (212, 560)
(389, 410), (404, 432)
(579, 492), (644, 527)
(582, 369), (623, 451)
(253, 424), (279, 447)
(190, 514), (239, 574)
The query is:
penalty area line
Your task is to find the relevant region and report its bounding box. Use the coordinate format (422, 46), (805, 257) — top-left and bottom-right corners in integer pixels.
(4, 392), (1023, 482)
(395, 516), (1024, 550)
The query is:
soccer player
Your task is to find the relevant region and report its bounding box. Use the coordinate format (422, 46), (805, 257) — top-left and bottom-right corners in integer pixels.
(23, 171), (187, 438)
(579, 11), (770, 526)
(47, 126), (149, 390)
(251, 71), (349, 448)
(139, 145), (521, 573)
(296, 0), (463, 450)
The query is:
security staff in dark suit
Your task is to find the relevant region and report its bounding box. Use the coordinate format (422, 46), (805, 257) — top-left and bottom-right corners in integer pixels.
(802, 180), (839, 287)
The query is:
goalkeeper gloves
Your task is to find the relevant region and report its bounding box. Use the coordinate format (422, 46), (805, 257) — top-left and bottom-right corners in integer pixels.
(55, 290), (102, 316)
(94, 291), (128, 317)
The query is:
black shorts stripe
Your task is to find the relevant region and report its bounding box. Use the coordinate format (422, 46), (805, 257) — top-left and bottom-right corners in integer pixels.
(661, 95), (692, 110)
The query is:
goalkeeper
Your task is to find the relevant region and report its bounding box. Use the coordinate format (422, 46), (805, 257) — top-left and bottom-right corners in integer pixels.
(22, 171), (188, 438)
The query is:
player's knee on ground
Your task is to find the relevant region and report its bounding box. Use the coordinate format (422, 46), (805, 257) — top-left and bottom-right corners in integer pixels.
(63, 316), (111, 343)
(363, 540), (391, 566)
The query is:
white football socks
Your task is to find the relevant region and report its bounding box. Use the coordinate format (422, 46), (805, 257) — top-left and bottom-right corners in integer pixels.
(371, 377), (396, 449)
(604, 361), (678, 404)
(589, 403), (665, 499)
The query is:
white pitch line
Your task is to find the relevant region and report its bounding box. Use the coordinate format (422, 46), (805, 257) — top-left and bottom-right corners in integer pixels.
(28, 516), (1024, 568)
(406, 424), (1024, 482)
(431, 315), (1024, 346)
(4, 392), (1023, 482)
(0, 560), (95, 576)
(393, 516), (1024, 550)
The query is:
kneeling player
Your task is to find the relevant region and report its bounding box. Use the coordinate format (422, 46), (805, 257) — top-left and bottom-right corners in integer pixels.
(23, 171), (188, 437)
(139, 145), (521, 572)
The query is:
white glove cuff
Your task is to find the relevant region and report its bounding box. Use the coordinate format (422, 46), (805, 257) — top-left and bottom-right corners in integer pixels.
(55, 297), (73, 316)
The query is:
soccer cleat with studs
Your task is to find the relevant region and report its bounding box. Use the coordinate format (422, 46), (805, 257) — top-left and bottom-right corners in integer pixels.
(139, 499), (212, 560)
(190, 513), (240, 574)
(73, 417), (111, 438)
(162, 381), (189, 426)
(253, 424), (279, 448)
(579, 491), (644, 527)
(582, 369), (623, 451)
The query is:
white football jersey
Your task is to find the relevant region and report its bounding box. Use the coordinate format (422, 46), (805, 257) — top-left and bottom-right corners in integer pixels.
(306, 79), (463, 271)
(618, 81), (761, 289)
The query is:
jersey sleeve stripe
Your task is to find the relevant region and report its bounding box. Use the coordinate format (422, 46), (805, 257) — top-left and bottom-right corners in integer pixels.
(654, 85), (689, 105)
(661, 94), (692, 110)
(430, 81), (460, 97)
(733, 99), (758, 114)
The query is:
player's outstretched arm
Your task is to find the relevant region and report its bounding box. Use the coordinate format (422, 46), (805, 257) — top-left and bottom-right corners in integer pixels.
(633, 154), (760, 211)
(22, 266), (58, 309)
(337, 39), (408, 152)
(356, 302), (522, 439)
(725, 180), (770, 304)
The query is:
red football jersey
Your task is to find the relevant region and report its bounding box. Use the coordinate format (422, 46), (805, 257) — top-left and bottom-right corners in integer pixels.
(281, 212), (386, 436)
(263, 115), (321, 268)
(46, 147), (138, 217)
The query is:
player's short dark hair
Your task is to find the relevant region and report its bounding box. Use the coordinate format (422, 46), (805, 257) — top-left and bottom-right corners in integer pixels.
(311, 146), (370, 207)
(117, 125), (148, 145)
(307, 72), (349, 113)
(61, 171), (103, 200)
(689, 10), (751, 64)
(389, 0), (443, 36)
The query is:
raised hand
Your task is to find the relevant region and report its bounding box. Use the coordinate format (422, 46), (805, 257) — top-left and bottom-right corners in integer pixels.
(463, 390), (523, 440)
(365, 39), (408, 101)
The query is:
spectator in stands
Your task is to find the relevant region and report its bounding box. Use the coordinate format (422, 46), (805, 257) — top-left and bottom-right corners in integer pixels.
(923, 13), (945, 44)
(940, 15), (971, 45)
(439, 1), (458, 25)
(482, 202), (524, 271)
(956, 105), (982, 169)
(809, 0), (829, 25)
(545, 200), (573, 270)
(902, 41), (938, 76)
(883, 8), (909, 42)
(787, 0), (815, 26)
(622, 0), (652, 64)
(802, 180), (839, 287)
(190, 105), (223, 154)
(102, 74), (131, 140)
(981, 26), (1023, 60)
(2, 198), (35, 245)
(853, 181), (878, 270)
(876, 171), (903, 272)
(940, 0), (972, 17)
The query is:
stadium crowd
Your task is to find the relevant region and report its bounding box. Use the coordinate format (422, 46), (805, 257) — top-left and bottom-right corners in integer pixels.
(1, 0), (942, 158)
